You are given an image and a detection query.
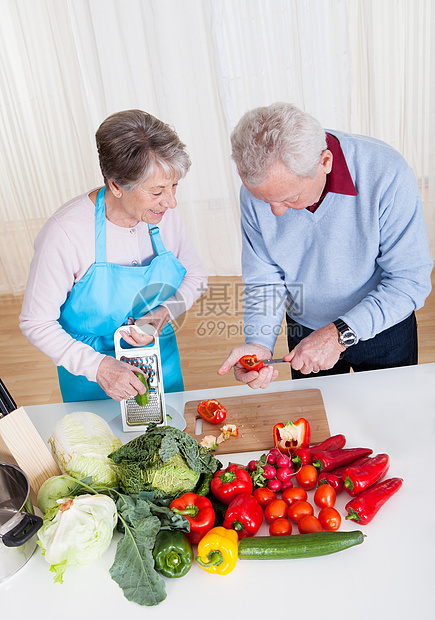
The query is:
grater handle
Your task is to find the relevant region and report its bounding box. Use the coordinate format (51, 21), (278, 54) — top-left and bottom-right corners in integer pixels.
(114, 324), (158, 357)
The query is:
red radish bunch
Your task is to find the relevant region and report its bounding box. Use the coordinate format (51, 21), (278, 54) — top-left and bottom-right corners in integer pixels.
(249, 448), (294, 493)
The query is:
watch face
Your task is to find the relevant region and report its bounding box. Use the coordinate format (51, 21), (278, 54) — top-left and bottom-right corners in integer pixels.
(340, 329), (357, 346)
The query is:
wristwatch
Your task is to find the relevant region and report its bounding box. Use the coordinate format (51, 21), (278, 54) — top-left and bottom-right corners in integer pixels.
(333, 319), (357, 348)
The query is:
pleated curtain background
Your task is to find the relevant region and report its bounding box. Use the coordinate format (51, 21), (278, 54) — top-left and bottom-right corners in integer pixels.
(0, 0), (434, 294)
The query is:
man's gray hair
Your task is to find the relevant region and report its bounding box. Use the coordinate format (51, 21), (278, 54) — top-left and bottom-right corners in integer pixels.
(96, 109), (191, 191)
(231, 102), (327, 186)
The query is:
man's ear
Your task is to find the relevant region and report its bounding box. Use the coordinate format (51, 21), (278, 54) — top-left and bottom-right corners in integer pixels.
(320, 149), (333, 174)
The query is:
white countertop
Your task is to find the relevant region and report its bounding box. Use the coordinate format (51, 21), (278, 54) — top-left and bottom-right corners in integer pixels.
(2, 363), (435, 619)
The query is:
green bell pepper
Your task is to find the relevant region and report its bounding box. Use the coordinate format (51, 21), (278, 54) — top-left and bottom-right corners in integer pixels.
(152, 530), (194, 578)
(135, 373), (150, 407)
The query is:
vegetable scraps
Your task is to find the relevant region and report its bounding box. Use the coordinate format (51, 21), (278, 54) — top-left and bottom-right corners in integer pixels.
(48, 411), (123, 487)
(109, 423), (220, 498)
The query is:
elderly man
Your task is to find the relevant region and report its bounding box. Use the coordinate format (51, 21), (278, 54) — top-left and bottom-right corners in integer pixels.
(219, 102), (433, 388)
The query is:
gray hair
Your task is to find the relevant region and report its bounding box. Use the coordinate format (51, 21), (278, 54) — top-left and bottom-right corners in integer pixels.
(231, 102), (327, 186)
(95, 109), (191, 191)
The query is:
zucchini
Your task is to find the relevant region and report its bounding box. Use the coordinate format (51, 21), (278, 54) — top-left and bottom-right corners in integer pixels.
(135, 373), (150, 407)
(238, 530), (364, 560)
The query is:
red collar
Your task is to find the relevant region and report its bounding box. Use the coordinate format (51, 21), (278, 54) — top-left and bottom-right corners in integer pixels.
(307, 133), (357, 212)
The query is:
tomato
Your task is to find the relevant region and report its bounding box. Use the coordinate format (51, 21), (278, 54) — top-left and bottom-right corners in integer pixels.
(253, 487), (277, 509)
(318, 507), (342, 531)
(287, 500), (314, 524)
(269, 517), (292, 536)
(314, 483), (336, 508)
(298, 515), (323, 534)
(295, 464), (318, 490)
(264, 499), (288, 524)
(282, 487), (308, 506)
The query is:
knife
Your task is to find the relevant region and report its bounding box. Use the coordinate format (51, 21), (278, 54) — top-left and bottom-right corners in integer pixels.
(0, 378), (17, 417)
(262, 358), (289, 365)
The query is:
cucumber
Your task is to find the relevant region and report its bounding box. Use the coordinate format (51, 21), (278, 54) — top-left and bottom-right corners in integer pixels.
(135, 373), (150, 407)
(238, 530), (364, 560)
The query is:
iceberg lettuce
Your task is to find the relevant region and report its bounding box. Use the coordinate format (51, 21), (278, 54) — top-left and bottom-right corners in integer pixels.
(37, 494), (117, 583)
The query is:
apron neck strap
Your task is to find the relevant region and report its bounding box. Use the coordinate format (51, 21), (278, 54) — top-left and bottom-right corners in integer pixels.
(148, 225), (167, 255)
(95, 189), (168, 261)
(95, 187), (107, 263)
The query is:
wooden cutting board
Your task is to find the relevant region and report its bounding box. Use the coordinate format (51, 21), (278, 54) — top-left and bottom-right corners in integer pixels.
(183, 389), (330, 454)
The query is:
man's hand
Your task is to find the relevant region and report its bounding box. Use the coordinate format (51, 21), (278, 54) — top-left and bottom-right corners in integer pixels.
(218, 343), (279, 389)
(287, 323), (345, 374)
(96, 356), (147, 401)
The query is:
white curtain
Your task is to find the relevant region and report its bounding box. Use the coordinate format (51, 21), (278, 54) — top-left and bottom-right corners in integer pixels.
(0, 0), (434, 294)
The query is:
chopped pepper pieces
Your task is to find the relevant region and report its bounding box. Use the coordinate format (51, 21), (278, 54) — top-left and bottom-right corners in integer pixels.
(273, 418), (311, 455)
(196, 526), (239, 575)
(197, 399), (227, 424)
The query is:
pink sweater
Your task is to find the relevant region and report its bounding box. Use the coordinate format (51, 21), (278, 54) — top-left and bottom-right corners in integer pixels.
(20, 190), (208, 382)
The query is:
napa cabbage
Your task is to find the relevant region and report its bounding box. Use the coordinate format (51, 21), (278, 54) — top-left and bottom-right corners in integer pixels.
(48, 411), (123, 488)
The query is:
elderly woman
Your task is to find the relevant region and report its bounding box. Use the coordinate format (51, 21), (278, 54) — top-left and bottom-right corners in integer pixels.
(20, 110), (207, 402)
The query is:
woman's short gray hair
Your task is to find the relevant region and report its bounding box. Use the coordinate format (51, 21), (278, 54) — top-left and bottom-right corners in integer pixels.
(95, 109), (191, 191)
(231, 102), (327, 186)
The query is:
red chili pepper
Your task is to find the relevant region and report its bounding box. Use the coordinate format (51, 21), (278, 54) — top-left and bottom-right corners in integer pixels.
(197, 399), (227, 424)
(317, 472), (344, 494)
(345, 477), (403, 524)
(223, 492), (263, 538)
(170, 493), (216, 544)
(343, 453), (390, 497)
(273, 418), (311, 456)
(312, 447), (373, 473)
(292, 434), (346, 468)
(239, 354), (265, 372)
(327, 456), (373, 479)
(210, 463), (253, 504)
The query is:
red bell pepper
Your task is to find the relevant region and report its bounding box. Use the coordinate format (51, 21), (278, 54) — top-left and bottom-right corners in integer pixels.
(170, 493), (216, 544)
(345, 477), (403, 524)
(312, 447), (373, 473)
(273, 418), (311, 455)
(239, 354), (265, 371)
(292, 434), (346, 468)
(197, 399), (227, 424)
(343, 453), (390, 497)
(317, 472), (344, 494)
(223, 492), (263, 538)
(210, 463), (253, 504)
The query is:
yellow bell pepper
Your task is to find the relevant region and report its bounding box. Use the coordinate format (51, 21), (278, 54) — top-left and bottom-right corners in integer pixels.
(195, 526), (238, 575)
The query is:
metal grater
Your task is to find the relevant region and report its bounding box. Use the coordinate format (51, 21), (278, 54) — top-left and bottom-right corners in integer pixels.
(114, 325), (167, 432)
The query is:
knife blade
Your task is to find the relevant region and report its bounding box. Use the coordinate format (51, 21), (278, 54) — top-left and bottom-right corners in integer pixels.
(262, 358), (289, 365)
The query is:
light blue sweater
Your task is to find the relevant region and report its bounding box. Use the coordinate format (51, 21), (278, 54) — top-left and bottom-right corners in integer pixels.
(241, 130), (433, 352)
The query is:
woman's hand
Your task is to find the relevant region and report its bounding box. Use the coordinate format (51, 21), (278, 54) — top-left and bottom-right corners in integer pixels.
(217, 343), (279, 389)
(96, 356), (148, 401)
(120, 306), (171, 346)
(287, 323), (345, 374)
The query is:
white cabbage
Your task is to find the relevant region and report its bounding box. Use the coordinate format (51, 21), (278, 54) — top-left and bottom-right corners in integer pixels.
(48, 411), (123, 487)
(37, 494), (117, 583)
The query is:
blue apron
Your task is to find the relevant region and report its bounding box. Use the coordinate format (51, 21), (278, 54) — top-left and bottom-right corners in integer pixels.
(57, 187), (187, 402)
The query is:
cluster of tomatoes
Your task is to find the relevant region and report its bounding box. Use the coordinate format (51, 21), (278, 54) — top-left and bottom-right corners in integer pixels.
(248, 448), (341, 536)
